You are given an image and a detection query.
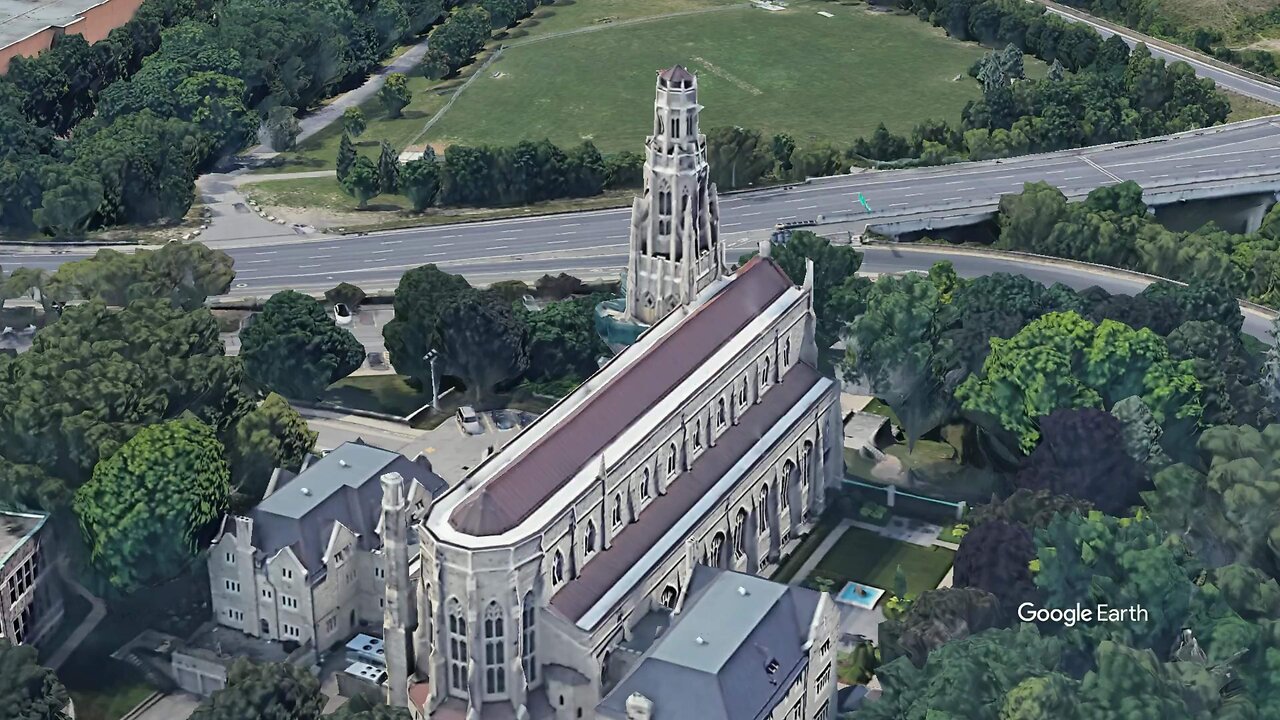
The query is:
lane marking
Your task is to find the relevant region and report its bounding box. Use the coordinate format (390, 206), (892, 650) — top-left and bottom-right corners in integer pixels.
(547, 240), (571, 245)
(489, 245), (510, 250)
(255, 251), (278, 255)
(308, 255), (332, 260)
(555, 231), (576, 236)
(796, 205), (818, 210)
(381, 240), (403, 245)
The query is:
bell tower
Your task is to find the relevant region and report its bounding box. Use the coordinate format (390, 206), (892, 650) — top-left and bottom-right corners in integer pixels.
(625, 65), (728, 325)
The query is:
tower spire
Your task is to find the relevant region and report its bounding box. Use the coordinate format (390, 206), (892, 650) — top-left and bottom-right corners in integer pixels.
(624, 65), (729, 325)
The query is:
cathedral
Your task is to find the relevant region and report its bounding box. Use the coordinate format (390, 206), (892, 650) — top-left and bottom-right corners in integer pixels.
(384, 66), (844, 720)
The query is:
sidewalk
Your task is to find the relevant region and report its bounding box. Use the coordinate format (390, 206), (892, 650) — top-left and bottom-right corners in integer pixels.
(46, 561), (107, 671)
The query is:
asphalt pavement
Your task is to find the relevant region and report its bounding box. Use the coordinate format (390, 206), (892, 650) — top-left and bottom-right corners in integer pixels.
(1034, 0), (1280, 105)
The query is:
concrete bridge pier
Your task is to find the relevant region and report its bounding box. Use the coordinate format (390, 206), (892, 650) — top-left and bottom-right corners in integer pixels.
(1151, 192), (1279, 234)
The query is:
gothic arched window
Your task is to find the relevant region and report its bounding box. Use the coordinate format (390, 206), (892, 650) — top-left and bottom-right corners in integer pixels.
(584, 520), (597, 555)
(641, 467), (651, 499)
(782, 460), (795, 510)
(761, 357), (771, 389)
(734, 509), (748, 557)
(693, 420), (703, 450)
(522, 593), (537, 683)
(659, 586), (678, 609)
(740, 376), (748, 404)
(483, 602), (506, 695)
(668, 443), (678, 476)
(759, 485), (770, 535)
(447, 598), (468, 693)
(717, 398), (727, 428)
(612, 494), (622, 527)
(552, 552), (565, 585)
(710, 532), (726, 568)
(784, 337), (792, 367)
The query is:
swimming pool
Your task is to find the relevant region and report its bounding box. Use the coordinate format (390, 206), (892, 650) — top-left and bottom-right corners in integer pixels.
(835, 581), (885, 610)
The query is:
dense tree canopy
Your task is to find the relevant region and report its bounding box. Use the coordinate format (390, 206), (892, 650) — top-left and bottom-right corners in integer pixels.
(0, 299), (245, 509)
(955, 311), (1202, 452)
(190, 660), (324, 720)
(74, 417), (231, 592)
(44, 242), (234, 310)
(435, 291), (529, 401)
(226, 393), (316, 508)
(520, 296), (607, 383)
(1013, 408), (1146, 514)
(240, 291), (364, 400)
(383, 264), (474, 388)
(1145, 424), (1280, 579)
(0, 640), (69, 720)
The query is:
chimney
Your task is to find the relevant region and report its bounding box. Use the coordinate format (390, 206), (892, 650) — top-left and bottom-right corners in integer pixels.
(758, 238), (772, 258)
(625, 692), (654, 720)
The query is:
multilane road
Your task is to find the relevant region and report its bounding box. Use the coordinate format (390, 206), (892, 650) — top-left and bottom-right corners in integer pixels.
(2, 119), (1280, 339)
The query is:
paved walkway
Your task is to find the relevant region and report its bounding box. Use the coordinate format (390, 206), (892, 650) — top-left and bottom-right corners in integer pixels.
(249, 36), (434, 156)
(46, 561), (107, 671)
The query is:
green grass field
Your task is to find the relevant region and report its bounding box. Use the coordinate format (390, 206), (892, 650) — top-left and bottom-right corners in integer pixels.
(809, 526), (955, 598)
(426, 1), (999, 153)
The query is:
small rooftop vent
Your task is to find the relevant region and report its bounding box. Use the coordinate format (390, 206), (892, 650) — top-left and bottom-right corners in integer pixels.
(301, 487), (312, 496)
(737, 586), (748, 596)
(339, 459), (349, 468)
(695, 636), (707, 645)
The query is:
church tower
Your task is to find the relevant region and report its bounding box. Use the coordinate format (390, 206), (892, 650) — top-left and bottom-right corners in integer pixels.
(625, 65), (729, 325)
(380, 471), (416, 707)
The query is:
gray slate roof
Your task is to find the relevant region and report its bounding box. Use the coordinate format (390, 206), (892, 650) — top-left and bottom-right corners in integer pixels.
(597, 566), (822, 720)
(229, 442), (446, 574)
(450, 258), (794, 536)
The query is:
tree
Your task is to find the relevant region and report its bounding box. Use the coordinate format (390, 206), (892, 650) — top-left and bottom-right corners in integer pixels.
(771, 132), (796, 174)
(953, 520), (1038, 613)
(399, 157), (441, 212)
(46, 241), (234, 310)
(842, 273), (955, 446)
(955, 311), (1202, 453)
(480, 0), (524, 27)
(878, 587), (1004, 668)
(968, 488), (1091, 530)
(264, 106), (301, 151)
(337, 134), (357, 182)
(435, 291), (529, 401)
(330, 696), (411, 720)
(324, 282), (366, 310)
(239, 290), (365, 400)
(0, 299), (246, 508)
(34, 170), (102, 237)
(421, 6), (491, 79)
(376, 140), (400, 195)
(1034, 512), (1195, 651)
(521, 296), (607, 382)
(225, 393), (316, 507)
(705, 126), (774, 190)
(0, 640), (69, 720)
(341, 155), (380, 208)
(758, 231), (863, 349)
(342, 106), (366, 137)
(1145, 424), (1280, 578)
(73, 417), (231, 592)
(603, 151), (643, 189)
(190, 660), (324, 720)
(1013, 409), (1146, 515)
(378, 73), (411, 118)
(857, 625), (1068, 720)
(382, 264), (474, 388)
(1110, 395), (1174, 470)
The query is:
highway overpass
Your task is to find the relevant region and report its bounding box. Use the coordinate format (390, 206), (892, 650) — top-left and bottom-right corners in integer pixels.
(3, 117), (1280, 299)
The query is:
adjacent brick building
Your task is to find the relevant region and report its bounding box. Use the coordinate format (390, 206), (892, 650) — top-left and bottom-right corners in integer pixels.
(0, 0), (145, 74)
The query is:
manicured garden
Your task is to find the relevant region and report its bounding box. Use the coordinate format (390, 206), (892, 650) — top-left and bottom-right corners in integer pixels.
(808, 526), (955, 599)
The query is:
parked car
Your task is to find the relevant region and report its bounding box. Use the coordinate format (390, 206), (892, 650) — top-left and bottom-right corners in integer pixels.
(456, 406), (484, 435)
(490, 409), (516, 430)
(334, 303), (353, 325)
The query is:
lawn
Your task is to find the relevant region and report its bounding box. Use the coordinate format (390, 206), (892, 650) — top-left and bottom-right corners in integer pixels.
(254, 0), (739, 175)
(322, 374), (431, 416)
(1227, 90), (1280, 121)
(426, 0), (1002, 153)
(809, 526), (955, 598)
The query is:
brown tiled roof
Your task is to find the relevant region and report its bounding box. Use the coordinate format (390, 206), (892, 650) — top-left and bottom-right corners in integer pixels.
(449, 258), (793, 537)
(550, 363), (824, 625)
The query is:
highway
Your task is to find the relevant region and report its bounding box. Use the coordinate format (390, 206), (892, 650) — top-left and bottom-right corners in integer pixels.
(8, 118), (1280, 292)
(1034, 0), (1280, 105)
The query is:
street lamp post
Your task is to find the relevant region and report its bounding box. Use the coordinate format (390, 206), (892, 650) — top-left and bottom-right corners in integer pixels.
(423, 349), (440, 410)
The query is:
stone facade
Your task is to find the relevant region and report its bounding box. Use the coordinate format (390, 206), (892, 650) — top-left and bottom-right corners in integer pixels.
(389, 66), (843, 720)
(625, 65), (728, 326)
(0, 510), (62, 647)
(207, 443), (443, 657)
